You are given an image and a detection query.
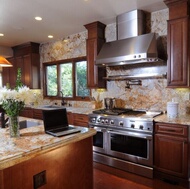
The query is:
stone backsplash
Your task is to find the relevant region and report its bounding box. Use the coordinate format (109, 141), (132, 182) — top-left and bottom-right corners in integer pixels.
(40, 9), (190, 115)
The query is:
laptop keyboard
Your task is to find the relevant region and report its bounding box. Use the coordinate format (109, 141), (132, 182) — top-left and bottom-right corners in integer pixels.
(52, 127), (74, 133)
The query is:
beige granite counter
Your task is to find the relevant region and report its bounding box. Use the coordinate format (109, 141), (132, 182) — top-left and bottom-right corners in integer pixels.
(154, 113), (190, 125)
(65, 107), (93, 114)
(34, 105), (93, 114)
(0, 117), (96, 170)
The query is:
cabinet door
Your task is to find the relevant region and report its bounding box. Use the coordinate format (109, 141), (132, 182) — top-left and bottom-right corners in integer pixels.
(86, 38), (98, 88)
(167, 17), (189, 87)
(154, 134), (188, 178)
(23, 54), (32, 88)
(2, 58), (16, 88)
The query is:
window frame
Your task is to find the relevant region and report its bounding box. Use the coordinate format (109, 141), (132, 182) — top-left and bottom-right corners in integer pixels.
(43, 56), (90, 101)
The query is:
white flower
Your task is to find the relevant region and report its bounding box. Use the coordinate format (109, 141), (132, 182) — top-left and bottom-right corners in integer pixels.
(0, 86), (35, 105)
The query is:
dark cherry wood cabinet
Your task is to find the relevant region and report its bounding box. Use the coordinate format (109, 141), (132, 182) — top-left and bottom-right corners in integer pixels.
(154, 122), (189, 186)
(2, 58), (16, 88)
(73, 113), (88, 127)
(84, 21), (107, 89)
(19, 107), (33, 118)
(20, 108), (88, 129)
(32, 109), (43, 120)
(2, 42), (40, 89)
(67, 111), (73, 125)
(164, 0), (190, 87)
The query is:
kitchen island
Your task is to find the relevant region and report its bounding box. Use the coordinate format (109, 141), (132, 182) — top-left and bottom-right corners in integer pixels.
(0, 118), (96, 189)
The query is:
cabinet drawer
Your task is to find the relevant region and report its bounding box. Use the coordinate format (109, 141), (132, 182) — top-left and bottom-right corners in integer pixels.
(73, 113), (88, 122)
(73, 113), (88, 127)
(155, 123), (188, 137)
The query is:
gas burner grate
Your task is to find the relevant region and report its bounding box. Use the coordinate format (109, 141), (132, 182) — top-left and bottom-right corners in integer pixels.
(92, 108), (132, 115)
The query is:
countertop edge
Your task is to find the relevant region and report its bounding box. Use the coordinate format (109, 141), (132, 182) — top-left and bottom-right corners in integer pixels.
(154, 114), (190, 126)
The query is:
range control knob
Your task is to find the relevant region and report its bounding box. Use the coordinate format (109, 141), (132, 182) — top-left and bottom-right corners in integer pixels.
(119, 121), (124, 126)
(91, 118), (96, 123)
(110, 120), (114, 125)
(105, 119), (109, 124)
(139, 125), (144, 130)
(131, 124), (135, 128)
(97, 118), (101, 123)
(101, 119), (104, 123)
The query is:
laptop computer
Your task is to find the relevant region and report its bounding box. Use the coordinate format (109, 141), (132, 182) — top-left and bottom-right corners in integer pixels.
(42, 108), (81, 137)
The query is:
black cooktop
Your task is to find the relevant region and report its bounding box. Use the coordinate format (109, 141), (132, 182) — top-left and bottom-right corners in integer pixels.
(92, 108), (146, 116)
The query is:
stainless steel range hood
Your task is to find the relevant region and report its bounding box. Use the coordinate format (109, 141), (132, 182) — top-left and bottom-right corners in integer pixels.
(96, 10), (163, 67)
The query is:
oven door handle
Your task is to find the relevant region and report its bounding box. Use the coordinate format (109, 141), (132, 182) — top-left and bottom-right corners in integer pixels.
(107, 130), (152, 140)
(93, 127), (107, 132)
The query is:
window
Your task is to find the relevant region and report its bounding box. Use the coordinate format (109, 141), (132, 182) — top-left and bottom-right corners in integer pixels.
(44, 57), (90, 100)
(60, 63), (73, 97)
(46, 65), (57, 96)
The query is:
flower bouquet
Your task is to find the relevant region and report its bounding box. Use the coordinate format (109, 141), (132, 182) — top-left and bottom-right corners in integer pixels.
(0, 68), (35, 137)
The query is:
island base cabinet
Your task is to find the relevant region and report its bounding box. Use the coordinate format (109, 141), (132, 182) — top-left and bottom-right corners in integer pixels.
(0, 137), (93, 189)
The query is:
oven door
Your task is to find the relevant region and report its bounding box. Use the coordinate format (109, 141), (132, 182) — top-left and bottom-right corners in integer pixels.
(107, 129), (153, 167)
(89, 126), (107, 154)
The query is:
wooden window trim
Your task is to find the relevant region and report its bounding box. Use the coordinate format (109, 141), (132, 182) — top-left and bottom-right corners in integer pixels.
(43, 56), (91, 101)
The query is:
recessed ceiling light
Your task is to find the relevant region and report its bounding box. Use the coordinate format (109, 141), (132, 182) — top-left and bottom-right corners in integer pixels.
(0, 33), (4, 36)
(35, 17), (42, 21)
(48, 35), (53, 38)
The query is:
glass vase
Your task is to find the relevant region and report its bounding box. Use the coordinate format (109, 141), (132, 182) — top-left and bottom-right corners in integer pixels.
(9, 116), (20, 138)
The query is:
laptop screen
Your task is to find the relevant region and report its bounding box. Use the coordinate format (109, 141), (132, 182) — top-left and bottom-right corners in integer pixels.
(42, 108), (68, 131)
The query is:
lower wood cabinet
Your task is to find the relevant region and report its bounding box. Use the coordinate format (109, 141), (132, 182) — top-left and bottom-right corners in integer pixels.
(20, 108), (89, 128)
(154, 122), (189, 184)
(67, 112), (73, 125)
(19, 107), (33, 118)
(72, 113), (88, 127)
(33, 109), (43, 120)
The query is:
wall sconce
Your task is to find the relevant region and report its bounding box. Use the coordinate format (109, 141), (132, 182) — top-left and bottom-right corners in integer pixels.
(0, 56), (12, 67)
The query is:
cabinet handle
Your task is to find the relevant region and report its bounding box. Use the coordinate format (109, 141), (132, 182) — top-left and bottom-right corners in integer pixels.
(165, 129), (176, 132)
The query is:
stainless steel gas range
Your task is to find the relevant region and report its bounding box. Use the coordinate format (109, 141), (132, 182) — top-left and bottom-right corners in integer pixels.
(88, 108), (162, 178)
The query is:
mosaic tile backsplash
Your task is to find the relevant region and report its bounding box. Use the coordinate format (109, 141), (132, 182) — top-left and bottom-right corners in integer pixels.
(40, 9), (190, 115)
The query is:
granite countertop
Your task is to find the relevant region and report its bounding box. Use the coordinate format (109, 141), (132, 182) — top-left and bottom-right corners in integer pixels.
(34, 105), (93, 114)
(0, 117), (96, 170)
(154, 113), (190, 125)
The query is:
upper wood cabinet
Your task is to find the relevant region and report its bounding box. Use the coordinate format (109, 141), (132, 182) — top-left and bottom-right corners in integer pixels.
(164, 0), (190, 87)
(2, 57), (16, 88)
(2, 42), (40, 89)
(84, 21), (107, 89)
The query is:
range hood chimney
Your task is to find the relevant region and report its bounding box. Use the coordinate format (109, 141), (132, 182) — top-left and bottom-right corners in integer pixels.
(96, 10), (163, 66)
